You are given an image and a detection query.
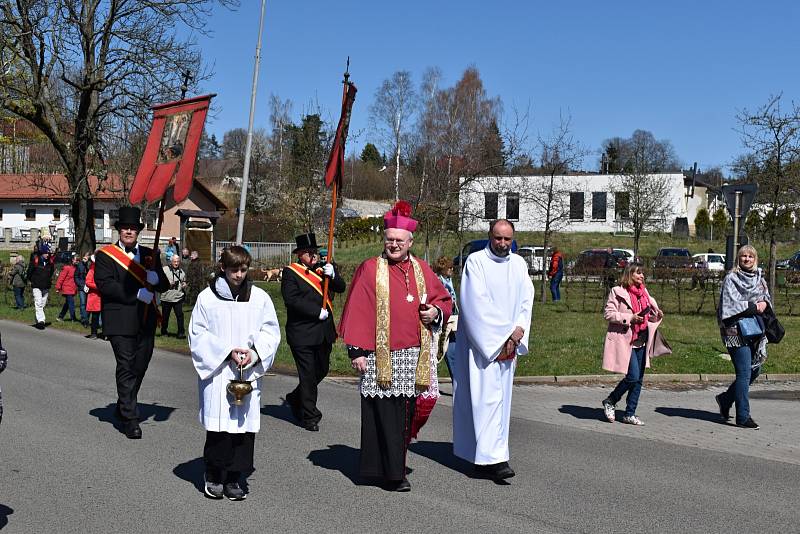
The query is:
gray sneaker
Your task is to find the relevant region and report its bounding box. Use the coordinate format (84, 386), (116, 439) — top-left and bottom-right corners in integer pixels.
(602, 399), (616, 423)
(204, 475), (223, 499)
(224, 482), (247, 501)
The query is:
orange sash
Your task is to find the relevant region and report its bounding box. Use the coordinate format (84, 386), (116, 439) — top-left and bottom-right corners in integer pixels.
(100, 245), (148, 286)
(286, 262), (334, 311)
(99, 244), (162, 324)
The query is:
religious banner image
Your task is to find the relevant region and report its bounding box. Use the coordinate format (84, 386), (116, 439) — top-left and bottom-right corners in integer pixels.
(129, 94), (215, 205)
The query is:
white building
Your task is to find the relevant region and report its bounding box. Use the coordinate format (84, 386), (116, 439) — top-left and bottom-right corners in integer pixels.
(460, 173), (708, 235)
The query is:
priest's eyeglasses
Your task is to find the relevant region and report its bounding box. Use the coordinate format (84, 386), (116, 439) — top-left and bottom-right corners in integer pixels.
(384, 238), (408, 246)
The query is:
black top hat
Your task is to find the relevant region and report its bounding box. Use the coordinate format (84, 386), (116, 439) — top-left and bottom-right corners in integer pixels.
(114, 206), (145, 231)
(292, 233), (319, 254)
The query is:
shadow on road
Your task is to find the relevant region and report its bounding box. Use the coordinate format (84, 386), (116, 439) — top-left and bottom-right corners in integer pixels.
(558, 404), (604, 421)
(174, 458), (206, 494)
(408, 441), (475, 477)
(654, 407), (726, 424)
(307, 445), (365, 486)
(0, 504), (13, 529)
(89, 402), (176, 432)
(261, 401), (302, 427)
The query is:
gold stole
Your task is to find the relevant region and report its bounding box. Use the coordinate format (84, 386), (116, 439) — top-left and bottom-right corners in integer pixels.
(375, 256), (431, 390)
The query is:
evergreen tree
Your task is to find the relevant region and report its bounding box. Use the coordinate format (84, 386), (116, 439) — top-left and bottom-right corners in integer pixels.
(694, 207), (711, 240)
(712, 207), (729, 239)
(360, 143), (383, 167)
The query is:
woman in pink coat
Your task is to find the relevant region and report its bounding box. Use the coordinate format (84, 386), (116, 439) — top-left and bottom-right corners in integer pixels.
(601, 263), (664, 425)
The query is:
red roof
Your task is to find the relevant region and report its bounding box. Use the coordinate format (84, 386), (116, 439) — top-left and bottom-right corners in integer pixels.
(0, 173), (122, 200)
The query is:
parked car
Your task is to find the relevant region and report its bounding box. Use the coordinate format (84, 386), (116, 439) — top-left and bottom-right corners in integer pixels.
(776, 251), (800, 270)
(612, 248), (641, 266)
(692, 253), (726, 271)
(516, 246), (552, 275)
(653, 247), (692, 269)
(573, 248), (626, 275)
(453, 238), (518, 268)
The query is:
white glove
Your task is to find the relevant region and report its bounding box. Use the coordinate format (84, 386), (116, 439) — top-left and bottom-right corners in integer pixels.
(322, 263), (335, 278)
(146, 270), (159, 286)
(319, 308), (329, 321)
(137, 287), (154, 303)
(83, 285), (90, 294)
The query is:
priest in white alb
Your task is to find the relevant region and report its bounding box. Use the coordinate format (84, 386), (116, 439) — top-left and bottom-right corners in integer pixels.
(452, 219), (534, 481)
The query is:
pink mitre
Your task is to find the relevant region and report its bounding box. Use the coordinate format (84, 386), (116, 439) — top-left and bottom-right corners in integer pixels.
(383, 200), (418, 232)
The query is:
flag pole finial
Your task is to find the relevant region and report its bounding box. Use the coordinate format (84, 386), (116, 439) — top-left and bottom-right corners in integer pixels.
(344, 56), (350, 84)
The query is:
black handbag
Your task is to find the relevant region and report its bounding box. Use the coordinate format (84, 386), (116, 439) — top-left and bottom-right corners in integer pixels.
(762, 306), (785, 344)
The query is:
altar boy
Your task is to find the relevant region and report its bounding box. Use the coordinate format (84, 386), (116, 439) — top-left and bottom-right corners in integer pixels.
(189, 245), (280, 500)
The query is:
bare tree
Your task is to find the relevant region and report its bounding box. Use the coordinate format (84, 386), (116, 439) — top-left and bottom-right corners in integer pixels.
(611, 130), (683, 256)
(370, 70), (416, 201)
(735, 93), (800, 294)
(0, 0), (235, 253)
(527, 115), (587, 302)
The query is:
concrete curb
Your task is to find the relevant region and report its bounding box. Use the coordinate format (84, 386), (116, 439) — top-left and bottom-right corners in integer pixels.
(329, 373), (800, 385)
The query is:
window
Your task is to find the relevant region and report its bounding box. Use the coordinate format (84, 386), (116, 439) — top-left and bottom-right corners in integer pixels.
(615, 192), (630, 220)
(484, 192), (498, 220)
(144, 209), (158, 230)
(569, 192), (584, 220)
(591, 192), (607, 220)
(25, 208), (36, 221)
(93, 209), (104, 230)
(506, 192), (519, 220)
(53, 208), (61, 220)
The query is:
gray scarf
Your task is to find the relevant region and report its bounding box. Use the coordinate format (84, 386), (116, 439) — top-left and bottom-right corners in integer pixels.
(719, 268), (771, 368)
(718, 268), (771, 323)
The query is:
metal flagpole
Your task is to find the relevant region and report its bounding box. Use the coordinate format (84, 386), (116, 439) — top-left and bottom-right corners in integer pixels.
(235, 0), (267, 244)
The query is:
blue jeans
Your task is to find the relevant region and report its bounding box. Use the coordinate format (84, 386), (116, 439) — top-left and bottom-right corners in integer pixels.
(78, 290), (88, 323)
(59, 294), (76, 320)
(443, 339), (457, 377)
(607, 345), (646, 417)
(720, 344), (760, 424)
(550, 272), (563, 301)
(12, 287), (25, 309)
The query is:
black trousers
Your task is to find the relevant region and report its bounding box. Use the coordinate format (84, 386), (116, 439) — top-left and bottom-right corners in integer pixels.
(360, 395), (415, 482)
(287, 343), (332, 426)
(108, 333), (156, 422)
(204, 431), (255, 483)
(160, 299), (185, 336)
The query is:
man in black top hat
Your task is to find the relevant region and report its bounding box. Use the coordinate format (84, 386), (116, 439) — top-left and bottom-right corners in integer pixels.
(94, 206), (170, 439)
(281, 233), (346, 431)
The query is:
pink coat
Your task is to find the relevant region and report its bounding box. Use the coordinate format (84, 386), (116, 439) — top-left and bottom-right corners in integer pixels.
(601, 286), (663, 374)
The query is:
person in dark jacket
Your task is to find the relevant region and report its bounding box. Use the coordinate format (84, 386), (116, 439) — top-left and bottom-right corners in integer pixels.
(281, 233), (346, 431)
(10, 256), (27, 310)
(75, 251), (90, 327)
(94, 206), (170, 439)
(27, 245), (55, 329)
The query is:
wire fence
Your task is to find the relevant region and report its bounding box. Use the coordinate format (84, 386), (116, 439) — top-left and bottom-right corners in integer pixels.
(214, 241), (293, 268)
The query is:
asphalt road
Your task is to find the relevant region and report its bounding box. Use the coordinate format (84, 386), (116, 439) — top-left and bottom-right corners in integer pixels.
(0, 319), (798, 533)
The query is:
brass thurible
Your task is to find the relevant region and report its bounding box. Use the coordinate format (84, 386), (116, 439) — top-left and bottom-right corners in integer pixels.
(227, 365), (253, 406)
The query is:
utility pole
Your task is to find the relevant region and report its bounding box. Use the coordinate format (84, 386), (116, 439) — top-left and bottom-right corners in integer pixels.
(235, 0), (267, 244)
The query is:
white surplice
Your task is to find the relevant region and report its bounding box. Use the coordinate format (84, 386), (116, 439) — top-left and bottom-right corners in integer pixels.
(189, 278), (280, 433)
(452, 246), (534, 465)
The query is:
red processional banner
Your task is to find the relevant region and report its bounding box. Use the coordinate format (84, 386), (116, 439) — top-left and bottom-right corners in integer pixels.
(129, 94), (215, 205)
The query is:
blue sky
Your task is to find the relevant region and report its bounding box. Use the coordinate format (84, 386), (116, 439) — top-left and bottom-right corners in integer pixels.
(195, 1), (800, 173)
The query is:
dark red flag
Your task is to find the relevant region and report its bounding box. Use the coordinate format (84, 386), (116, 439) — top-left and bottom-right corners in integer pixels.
(129, 94), (215, 204)
(324, 82), (357, 189)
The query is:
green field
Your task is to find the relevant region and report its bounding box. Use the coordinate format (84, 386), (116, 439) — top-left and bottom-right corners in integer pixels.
(1, 230), (797, 376)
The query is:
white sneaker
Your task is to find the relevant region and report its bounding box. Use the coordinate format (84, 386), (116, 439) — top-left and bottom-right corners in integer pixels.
(621, 415), (644, 426)
(602, 399), (615, 423)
